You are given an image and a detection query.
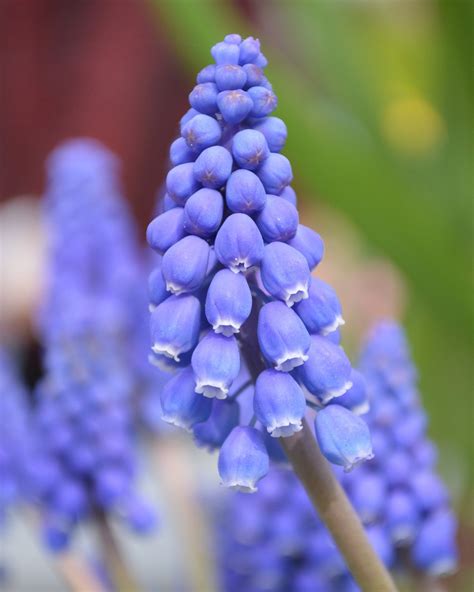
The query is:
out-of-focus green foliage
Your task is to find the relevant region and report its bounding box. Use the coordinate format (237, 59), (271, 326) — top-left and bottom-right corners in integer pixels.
(151, 0), (473, 488)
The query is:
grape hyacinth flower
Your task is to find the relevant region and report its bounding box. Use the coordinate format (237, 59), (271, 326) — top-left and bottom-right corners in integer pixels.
(0, 350), (33, 526)
(213, 321), (457, 591)
(147, 34), (371, 492)
(33, 139), (156, 551)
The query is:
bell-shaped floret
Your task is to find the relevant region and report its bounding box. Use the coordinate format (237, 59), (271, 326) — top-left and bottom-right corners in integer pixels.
(256, 195), (299, 242)
(294, 278), (344, 336)
(287, 225), (324, 270)
(386, 489), (419, 544)
(254, 370), (306, 437)
(329, 369), (369, 415)
(193, 398), (240, 450)
(161, 235), (210, 294)
(150, 294), (201, 361)
(160, 367), (212, 431)
(260, 242), (310, 306)
(191, 332), (241, 399)
(296, 335), (352, 402)
(225, 169), (267, 214)
(314, 405), (373, 471)
(205, 269), (252, 336)
(218, 426), (269, 493)
(215, 213), (264, 273)
(257, 301), (310, 371)
(146, 207), (185, 254)
(411, 510), (458, 576)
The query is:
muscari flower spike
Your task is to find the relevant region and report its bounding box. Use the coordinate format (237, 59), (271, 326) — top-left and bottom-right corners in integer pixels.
(33, 139), (157, 551)
(147, 34), (372, 492)
(213, 321), (457, 591)
(0, 350), (34, 527)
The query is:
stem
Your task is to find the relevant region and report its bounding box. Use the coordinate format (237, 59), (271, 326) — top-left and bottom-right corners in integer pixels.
(95, 511), (140, 592)
(54, 553), (107, 592)
(280, 419), (397, 592)
(239, 298), (396, 590)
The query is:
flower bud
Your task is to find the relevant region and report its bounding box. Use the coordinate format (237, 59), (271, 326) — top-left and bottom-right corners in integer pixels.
(196, 64), (216, 84)
(205, 269), (252, 336)
(257, 301), (310, 371)
(215, 213), (264, 272)
(279, 185), (297, 206)
(252, 117), (287, 152)
(243, 64), (264, 88)
(193, 398), (240, 450)
(189, 82), (218, 115)
(386, 489), (419, 544)
(183, 188), (223, 238)
(349, 472), (386, 523)
(217, 90), (253, 124)
(161, 235), (209, 294)
(166, 163), (200, 205)
(315, 405), (373, 471)
(146, 207), (185, 254)
(412, 470), (448, 513)
(232, 129), (270, 170)
(211, 41), (240, 65)
(193, 145), (233, 189)
(256, 195), (299, 242)
(160, 367), (212, 431)
(257, 153), (292, 194)
(412, 510), (458, 576)
(225, 169), (267, 214)
(287, 225), (324, 270)
(169, 137), (195, 166)
(297, 335), (352, 402)
(192, 332), (240, 399)
(215, 65), (247, 90)
(329, 369), (369, 415)
(181, 114), (222, 152)
(260, 242), (310, 306)
(150, 294), (201, 361)
(218, 426), (269, 493)
(247, 86), (278, 118)
(294, 278), (343, 335)
(254, 370), (306, 437)
(238, 36), (261, 65)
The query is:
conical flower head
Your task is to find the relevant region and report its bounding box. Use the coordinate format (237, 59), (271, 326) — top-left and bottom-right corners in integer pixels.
(147, 35), (365, 490)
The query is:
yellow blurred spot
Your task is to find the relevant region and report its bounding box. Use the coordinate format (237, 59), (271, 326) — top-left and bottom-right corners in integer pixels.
(382, 96), (445, 156)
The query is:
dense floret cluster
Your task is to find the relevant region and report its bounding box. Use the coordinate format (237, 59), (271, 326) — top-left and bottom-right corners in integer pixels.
(147, 34), (373, 491)
(0, 350), (32, 526)
(32, 139), (155, 550)
(215, 321), (457, 591)
(357, 321), (457, 577)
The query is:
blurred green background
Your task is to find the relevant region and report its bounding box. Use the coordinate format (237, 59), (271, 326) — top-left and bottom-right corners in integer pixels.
(152, 1), (473, 511)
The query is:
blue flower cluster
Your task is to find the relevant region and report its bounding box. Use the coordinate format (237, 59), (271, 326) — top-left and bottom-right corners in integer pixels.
(147, 34), (373, 491)
(32, 139), (156, 551)
(356, 321), (457, 577)
(214, 321), (457, 591)
(0, 350), (32, 526)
